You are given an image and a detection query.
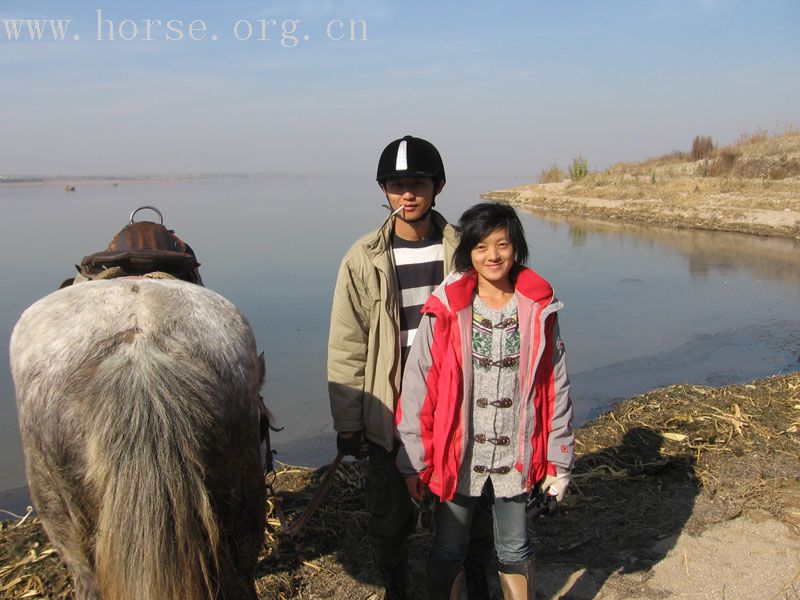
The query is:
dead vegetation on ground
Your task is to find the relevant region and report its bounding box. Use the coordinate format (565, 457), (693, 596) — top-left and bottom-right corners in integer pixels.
(2, 372), (798, 599)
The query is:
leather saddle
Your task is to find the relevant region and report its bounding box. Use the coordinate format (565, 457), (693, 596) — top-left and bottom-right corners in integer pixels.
(62, 208), (203, 287)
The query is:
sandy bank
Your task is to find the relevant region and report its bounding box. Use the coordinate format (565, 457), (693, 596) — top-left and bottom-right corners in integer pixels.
(483, 182), (800, 240)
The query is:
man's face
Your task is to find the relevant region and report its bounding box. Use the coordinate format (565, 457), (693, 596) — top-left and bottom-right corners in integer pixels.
(383, 177), (438, 222)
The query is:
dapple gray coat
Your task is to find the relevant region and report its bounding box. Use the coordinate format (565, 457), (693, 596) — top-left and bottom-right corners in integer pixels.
(10, 279), (265, 600)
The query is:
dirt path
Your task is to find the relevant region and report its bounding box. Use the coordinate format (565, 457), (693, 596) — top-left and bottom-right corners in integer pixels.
(539, 513), (800, 599)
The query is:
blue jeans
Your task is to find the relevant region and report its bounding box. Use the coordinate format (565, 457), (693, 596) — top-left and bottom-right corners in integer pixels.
(432, 484), (531, 565)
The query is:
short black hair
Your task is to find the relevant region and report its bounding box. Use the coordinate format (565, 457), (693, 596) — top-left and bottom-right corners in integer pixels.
(454, 202), (529, 279)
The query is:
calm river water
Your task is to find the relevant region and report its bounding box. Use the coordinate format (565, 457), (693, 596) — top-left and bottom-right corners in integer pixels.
(2, 175), (799, 511)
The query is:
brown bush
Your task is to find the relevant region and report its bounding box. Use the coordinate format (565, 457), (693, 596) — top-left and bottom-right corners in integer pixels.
(708, 147), (741, 176)
(691, 135), (715, 161)
(538, 161), (566, 183)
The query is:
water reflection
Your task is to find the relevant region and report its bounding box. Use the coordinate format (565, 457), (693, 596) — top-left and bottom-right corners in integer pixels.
(546, 214), (800, 286)
(568, 224), (588, 248)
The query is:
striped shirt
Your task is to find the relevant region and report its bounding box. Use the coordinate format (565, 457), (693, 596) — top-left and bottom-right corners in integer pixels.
(392, 228), (444, 367)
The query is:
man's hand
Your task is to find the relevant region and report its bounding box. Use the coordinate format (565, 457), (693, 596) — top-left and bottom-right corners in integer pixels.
(404, 474), (427, 501)
(336, 430), (369, 459)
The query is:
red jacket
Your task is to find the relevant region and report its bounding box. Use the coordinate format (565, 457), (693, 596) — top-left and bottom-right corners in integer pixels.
(396, 268), (574, 501)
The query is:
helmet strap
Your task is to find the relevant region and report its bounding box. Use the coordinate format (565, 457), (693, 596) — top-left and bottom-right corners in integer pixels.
(418, 192), (436, 220)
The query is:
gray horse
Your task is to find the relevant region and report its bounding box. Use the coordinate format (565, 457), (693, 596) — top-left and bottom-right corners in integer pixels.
(10, 278), (265, 600)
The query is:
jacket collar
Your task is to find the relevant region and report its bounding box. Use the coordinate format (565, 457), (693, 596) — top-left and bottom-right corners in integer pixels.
(441, 267), (555, 313)
(364, 209), (452, 262)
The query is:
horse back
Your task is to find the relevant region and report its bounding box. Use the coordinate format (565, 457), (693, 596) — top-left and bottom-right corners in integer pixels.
(10, 279), (265, 600)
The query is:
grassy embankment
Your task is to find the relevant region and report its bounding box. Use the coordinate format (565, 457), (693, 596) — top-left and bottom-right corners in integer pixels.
(484, 129), (800, 239)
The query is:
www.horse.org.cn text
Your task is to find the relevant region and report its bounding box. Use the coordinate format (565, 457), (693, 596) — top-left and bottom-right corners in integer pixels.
(1, 10), (369, 46)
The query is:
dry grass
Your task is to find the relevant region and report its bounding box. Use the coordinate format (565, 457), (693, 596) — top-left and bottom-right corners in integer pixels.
(605, 129), (800, 178)
(735, 127), (770, 146)
(0, 511), (71, 599)
(538, 161), (566, 183)
(572, 374), (800, 527)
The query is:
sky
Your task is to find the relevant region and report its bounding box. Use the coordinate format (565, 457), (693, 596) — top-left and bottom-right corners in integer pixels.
(1, 0), (798, 177)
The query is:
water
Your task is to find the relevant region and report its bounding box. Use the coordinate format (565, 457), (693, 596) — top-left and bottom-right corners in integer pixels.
(2, 175), (799, 511)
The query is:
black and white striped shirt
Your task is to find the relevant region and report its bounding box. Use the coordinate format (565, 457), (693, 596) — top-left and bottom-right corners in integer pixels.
(392, 229), (444, 367)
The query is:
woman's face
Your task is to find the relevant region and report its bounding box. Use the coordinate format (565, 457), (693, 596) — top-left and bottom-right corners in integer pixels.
(470, 227), (515, 287)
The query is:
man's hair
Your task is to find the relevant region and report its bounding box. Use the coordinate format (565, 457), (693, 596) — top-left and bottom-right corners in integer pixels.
(454, 202), (529, 281)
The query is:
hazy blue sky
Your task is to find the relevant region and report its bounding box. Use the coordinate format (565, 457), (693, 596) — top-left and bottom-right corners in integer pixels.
(1, 0), (798, 177)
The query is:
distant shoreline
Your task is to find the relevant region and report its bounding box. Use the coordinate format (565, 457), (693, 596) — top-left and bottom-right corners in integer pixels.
(0, 173), (347, 189)
(0, 176), (183, 189)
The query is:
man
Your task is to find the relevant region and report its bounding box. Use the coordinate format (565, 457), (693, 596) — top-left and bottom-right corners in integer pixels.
(327, 135), (491, 599)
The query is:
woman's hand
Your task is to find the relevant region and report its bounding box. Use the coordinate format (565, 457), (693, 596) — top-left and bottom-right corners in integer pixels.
(405, 474), (428, 501)
(542, 471), (571, 502)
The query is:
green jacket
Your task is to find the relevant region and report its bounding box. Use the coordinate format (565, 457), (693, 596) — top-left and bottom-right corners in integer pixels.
(327, 210), (459, 449)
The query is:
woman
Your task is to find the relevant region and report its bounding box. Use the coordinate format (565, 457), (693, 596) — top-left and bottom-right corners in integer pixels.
(396, 202), (574, 599)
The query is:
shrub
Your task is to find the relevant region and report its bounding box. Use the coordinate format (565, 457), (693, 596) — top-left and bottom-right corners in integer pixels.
(734, 158), (767, 179)
(708, 147), (741, 176)
(569, 155), (589, 181)
(735, 128), (769, 145)
(691, 135), (715, 161)
(538, 161), (565, 183)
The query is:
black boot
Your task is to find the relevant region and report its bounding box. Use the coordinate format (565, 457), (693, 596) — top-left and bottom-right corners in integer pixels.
(462, 555), (490, 599)
(375, 559), (408, 600)
(427, 555), (465, 600)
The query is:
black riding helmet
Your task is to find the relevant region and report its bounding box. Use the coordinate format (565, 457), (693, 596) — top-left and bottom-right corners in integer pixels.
(376, 135), (446, 187)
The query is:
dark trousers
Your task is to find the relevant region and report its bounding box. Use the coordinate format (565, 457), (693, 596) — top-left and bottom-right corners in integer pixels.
(366, 442), (494, 568)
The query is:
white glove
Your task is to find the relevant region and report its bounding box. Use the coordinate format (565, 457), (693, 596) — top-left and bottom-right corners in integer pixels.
(542, 471), (571, 502)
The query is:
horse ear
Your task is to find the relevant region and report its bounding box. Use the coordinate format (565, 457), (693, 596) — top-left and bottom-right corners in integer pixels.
(258, 352), (266, 387)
